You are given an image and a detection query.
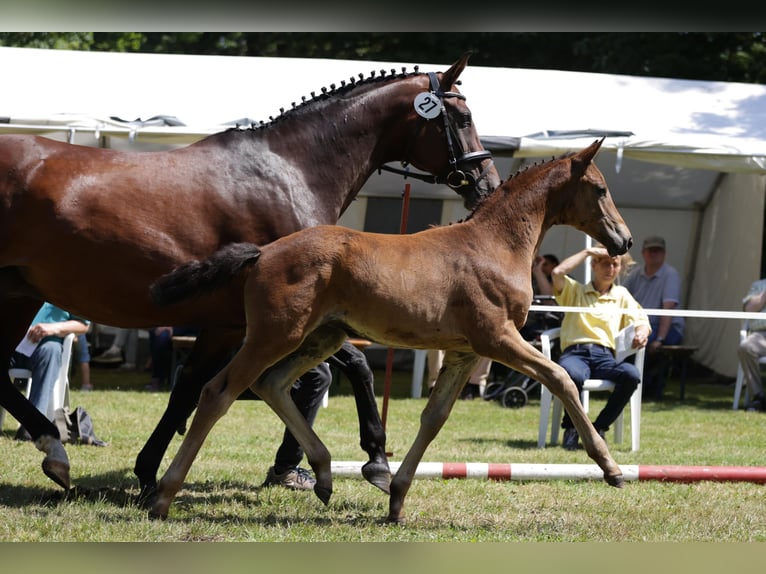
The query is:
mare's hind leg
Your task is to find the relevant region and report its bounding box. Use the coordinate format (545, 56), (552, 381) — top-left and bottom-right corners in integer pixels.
(388, 351), (480, 524)
(478, 329), (623, 487)
(326, 341), (390, 494)
(135, 327), (243, 504)
(0, 287), (70, 490)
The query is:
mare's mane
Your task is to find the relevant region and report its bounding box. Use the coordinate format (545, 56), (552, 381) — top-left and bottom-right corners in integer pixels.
(214, 66), (427, 138)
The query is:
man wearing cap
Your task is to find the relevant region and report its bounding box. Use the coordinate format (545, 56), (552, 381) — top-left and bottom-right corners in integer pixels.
(622, 235), (685, 399)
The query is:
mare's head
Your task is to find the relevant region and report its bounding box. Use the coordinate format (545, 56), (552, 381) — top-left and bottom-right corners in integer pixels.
(557, 138), (632, 256)
(393, 54), (500, 208)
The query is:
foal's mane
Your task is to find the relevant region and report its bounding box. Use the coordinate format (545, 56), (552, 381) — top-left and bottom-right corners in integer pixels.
(218, 66), (427, 136)
(460, 153), (567, 223)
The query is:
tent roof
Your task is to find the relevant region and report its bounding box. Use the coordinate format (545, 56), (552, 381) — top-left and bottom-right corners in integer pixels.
(2, 46), (766, 210)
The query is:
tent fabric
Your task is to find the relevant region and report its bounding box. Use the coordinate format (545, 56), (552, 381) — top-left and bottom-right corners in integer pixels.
(3, 46), (766, 377)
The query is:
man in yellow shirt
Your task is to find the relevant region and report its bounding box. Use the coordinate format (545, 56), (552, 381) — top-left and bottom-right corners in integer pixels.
(552, 246), (651, 450)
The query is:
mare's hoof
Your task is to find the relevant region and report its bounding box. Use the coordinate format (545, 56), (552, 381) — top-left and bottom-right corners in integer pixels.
(605, 473), (625, 488)
(361, 461), (391, 494)
(313, 484), (332, 505)
(385, 514), (405, 525)
(42, 458), (70, 491)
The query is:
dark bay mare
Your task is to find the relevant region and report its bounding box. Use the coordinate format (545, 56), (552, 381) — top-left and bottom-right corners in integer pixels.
(0, 54), (499, 495)
(147, 138), (633, 522)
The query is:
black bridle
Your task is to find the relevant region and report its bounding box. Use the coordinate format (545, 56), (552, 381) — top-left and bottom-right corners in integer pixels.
(379, 72), (494, 193)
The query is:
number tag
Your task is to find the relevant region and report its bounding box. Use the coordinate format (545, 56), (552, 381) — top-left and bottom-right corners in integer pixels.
(414, 92), (442, 119)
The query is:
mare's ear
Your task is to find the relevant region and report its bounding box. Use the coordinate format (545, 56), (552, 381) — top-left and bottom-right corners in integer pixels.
(439, 52), (470, 91)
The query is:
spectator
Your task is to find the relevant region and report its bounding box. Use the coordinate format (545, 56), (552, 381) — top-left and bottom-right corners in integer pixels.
(10, 302), (90, 440)
(77, 333), (93, 391)
(622, 236), (685, 399)
(737, 278), (766, 412)
(551, 246), (651, 450)
(146, 326), (198, 391)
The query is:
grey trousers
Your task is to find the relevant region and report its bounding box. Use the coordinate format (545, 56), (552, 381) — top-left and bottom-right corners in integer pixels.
(737, 330), (766, 398)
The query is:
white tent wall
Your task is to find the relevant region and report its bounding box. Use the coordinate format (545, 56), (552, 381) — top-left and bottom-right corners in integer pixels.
(686, 173), (766, 377)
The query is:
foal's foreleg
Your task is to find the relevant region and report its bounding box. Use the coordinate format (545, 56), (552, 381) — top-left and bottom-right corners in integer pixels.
(490, 335), (623, 487)
(388, 351), (480, 524)
(326, 341), (390, 494)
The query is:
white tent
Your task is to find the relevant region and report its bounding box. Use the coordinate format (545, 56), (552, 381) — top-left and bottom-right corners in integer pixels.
(3, 46), (766, 377)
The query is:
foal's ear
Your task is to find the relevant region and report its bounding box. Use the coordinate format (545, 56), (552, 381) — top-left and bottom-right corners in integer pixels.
(576, 137), (605, 166)
(440, 52), (471, 90)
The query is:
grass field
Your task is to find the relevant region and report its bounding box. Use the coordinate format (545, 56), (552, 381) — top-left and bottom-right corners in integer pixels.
(1, 361), (765, 543)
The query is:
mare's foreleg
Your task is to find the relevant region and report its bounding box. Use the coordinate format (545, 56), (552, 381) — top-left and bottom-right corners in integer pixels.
(135, 328), (243, 505)
(388, 351), (479, 524)
(326, 341), (390, 493)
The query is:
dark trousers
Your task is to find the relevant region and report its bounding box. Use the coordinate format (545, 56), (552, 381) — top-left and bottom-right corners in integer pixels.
(558, 344), (640, 432)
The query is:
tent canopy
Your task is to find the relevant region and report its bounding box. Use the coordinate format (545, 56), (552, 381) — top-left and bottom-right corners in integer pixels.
(3, 46), (766, 377)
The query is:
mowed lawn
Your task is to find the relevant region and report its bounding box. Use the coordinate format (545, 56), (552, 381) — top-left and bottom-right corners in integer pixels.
(0, 362), (765, 543)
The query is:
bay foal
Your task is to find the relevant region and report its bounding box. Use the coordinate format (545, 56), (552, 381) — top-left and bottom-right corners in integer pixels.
(149, 138), (631, 523)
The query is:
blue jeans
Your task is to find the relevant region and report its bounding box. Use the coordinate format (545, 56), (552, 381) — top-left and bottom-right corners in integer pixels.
(10, 339), (63, 418)
(558, 344), (641, 432)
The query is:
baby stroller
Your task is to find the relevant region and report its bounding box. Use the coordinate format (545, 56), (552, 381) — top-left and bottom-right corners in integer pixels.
(483, 296), (562, 408)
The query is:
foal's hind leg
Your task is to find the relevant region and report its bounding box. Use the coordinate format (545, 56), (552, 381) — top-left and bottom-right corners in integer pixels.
(388, 351), (480, 524)
(134, 328), (242, 505)
(326, 341), (390, 494)
(252, 326), (350, 505)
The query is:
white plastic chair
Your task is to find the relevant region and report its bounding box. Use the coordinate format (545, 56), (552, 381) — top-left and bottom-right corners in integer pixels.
(1, 332), (75, 429)
(537, 327), (644, 452)
(732, 319), (764, 409)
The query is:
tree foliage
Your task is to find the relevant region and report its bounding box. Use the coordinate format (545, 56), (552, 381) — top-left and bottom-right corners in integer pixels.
(1, 32), (765, 84)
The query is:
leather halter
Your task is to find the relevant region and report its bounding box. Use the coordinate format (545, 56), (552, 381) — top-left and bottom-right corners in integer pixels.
(379, 72), (494, 194)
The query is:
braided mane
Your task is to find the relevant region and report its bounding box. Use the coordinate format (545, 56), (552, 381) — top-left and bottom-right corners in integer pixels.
(224, 66), (426, 134)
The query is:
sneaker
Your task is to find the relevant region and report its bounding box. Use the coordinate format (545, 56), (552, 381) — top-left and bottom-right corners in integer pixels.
(262, 466), (316, 490)
(745, 394), (765, 412)
(80, 383), (94, 392)
(562, 428), (579, 451)
(92, 347), (123, 364)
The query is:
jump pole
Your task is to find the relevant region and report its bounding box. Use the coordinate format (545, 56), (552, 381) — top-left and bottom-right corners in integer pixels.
(380, 182), (412, 432)
(331, 461), (766, 483)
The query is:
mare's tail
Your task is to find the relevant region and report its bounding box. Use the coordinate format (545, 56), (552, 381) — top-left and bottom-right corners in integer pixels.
(150, 242), (262, 306)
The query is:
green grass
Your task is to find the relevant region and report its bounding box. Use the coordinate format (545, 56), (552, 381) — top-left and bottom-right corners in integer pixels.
(1, 364), (765, 542)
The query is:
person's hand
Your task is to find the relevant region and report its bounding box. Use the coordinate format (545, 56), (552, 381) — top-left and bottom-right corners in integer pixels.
(25, 322), (59, 343)
(632, 325), (650, 349)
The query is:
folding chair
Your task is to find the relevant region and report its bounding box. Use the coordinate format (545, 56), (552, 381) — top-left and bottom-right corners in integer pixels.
(1, 333), (75, 429)
(537, 327), (645, 451)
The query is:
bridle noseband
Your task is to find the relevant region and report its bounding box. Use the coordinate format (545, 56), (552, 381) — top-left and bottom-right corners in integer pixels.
(380, 72), (494, 194)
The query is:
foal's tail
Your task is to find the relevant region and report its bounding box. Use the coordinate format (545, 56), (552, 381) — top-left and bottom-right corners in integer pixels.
(150, 242), (262, 306)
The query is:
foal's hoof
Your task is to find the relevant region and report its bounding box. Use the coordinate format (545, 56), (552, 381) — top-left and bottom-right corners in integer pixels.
(361, 461), (392, 495)
(605, 473), (625, 488)
(147, 508), (168, 521)
(313, 484), (332, 505)
(42, 458), (70, 491)
(136, 483), (159, 509)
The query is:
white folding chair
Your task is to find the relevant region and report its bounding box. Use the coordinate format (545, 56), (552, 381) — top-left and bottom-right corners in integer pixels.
(732, 319), (764, 409)
(1, 333), (75, 429)
(537, 327), (644, 452)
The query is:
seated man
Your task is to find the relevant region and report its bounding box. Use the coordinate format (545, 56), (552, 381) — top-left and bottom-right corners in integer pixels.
(551, 246), (651, 450)
(737, 277), (766, 412)
(10, 302), (90, 440)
